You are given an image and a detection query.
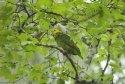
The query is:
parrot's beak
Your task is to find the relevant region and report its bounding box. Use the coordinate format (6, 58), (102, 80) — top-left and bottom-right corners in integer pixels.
(50, 29), (54, 36)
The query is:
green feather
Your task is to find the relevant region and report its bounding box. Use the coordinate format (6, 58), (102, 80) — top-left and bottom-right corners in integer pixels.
(54, 33), (83, 59)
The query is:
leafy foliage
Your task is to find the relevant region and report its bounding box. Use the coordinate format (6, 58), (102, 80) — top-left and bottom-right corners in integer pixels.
(0, 0), (125, 84)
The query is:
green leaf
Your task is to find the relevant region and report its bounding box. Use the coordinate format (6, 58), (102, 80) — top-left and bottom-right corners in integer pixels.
(101, 34), (109, 41)
(103, 74), (113, 84)
(37, 0), (53, 8)
(112, 9), (125, 19)
(30, 37), (38, 44)
(57, 79), (65, 84)
(25, 51), (34, 59)
(109, 62), (119, 68)
(24, 3), (39, 12)
(0, 66), (10, 77)
(7, 74), (16, 82)
(50, 67), (59, 74)
(11, 51), (18, 59)
(39, 20), (51, 30)
(0, 0), (6, 7)
(39, 47), (48, 56)
(17, 68), (25, 76)
(34, 64), (41, 71)
(52, 3), (67, 14)
(0, 5), (13, 20)
(23, 45), (34, 51)
(18, 33), (29, 41)
(21, 41), (32, 45)
(98, 48), (107, 56)
(112, 39), (124, 47)
(7, 35), (16, 41)
(95, 55), (105, 62)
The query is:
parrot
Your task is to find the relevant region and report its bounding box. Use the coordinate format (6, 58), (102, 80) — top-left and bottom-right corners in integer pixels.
(51, 27), (83, 59)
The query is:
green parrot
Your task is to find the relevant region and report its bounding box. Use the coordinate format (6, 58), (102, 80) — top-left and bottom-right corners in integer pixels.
(51, 27), (83, 59)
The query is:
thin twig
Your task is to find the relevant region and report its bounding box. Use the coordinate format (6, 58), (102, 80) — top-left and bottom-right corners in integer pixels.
(22, 4), (30, 17)
(78, 10), (100, 23)
(102, 39), (112, 76)
(7, 1), (17, 5)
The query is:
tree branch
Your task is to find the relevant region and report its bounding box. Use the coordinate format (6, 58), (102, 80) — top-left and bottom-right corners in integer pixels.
(35, 43), (79, 80)
(78, 10), (101, 23)
(40, 9), (100, 26)
(102, 39), (112, 76)
(19, 6), (101, 29)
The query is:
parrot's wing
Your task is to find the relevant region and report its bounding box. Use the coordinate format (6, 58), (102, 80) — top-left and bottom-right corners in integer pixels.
(61, 34), (79, 51)
(61, 34), (83, 59)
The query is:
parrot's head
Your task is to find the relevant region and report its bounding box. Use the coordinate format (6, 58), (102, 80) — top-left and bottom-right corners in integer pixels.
(51, 27), (62, 38)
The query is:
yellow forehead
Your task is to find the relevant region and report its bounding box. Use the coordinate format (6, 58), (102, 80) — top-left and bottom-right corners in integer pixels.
(51, 28), (62, 37)
(53, 28), (61, 32)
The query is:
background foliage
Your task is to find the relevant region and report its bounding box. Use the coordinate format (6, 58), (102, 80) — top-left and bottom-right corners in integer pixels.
(0, 0), (125, 84)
